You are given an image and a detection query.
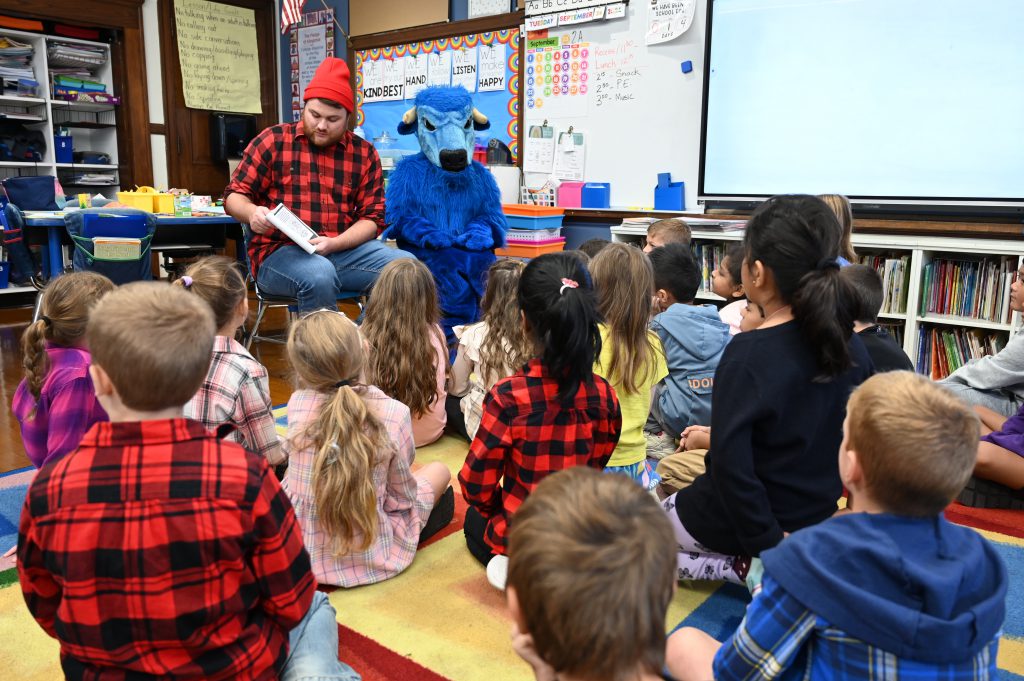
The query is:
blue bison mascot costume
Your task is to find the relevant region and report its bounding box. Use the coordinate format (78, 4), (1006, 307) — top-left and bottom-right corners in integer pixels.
(383, 86), (507, 352)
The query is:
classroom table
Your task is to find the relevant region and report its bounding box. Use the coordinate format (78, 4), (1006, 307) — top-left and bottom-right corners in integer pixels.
(23, 212), (241, 278)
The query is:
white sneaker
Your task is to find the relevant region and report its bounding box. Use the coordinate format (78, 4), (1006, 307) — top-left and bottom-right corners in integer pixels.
(645, 430), (677, 461)
(486, 554), (509, 590)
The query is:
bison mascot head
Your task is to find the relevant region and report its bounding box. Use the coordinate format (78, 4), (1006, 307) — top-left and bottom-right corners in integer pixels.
(397, 86), (490, 172)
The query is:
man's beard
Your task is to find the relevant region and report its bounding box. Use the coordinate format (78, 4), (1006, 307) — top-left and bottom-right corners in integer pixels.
(303, 119), (344, 147)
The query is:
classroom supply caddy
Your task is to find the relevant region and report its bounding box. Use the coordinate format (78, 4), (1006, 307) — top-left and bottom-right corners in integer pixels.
(497, 204), (566, 258)
(116, 186), (174, 214)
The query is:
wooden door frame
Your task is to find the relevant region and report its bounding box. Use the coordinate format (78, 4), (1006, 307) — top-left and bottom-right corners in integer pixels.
(158, 0), (279, 190)
(1, 0), (153, 186)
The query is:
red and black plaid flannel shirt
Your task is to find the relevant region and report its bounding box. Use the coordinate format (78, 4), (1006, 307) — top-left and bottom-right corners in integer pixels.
(17, 418), (315, 681)
(225, 122), (386, 277)
(458, 358), (622, 554)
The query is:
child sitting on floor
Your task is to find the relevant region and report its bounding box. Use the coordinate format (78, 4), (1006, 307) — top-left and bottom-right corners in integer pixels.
(177, 256), (283, 464)
(712, 242), (748, 335)
(667, 371), (1007, 681)
(13, 271), (114, 468)
(507, 467), (680, 681)
(643, 218), (691, 253)
(362, 259), (449, 447)
(448, 259), (533, 441)
(840, 264), (913, 373)
(959, 402), (1024, 510)
(644, 243), (730, 460)
(662, 195), (872, 584)
(17, 282), (358, 680)
(284, 310), (453, 587)
(590, 243), (668, 490)
(459, 252), (621, 588)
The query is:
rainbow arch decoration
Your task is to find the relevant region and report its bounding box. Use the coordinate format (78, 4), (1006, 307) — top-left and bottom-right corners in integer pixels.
(355, 28), (520, 162)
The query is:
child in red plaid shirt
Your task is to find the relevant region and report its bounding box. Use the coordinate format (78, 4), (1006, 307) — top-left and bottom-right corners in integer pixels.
(459, 252), (622, 589)
(177, 256), (283, 465)
(17, 282), (358, 681)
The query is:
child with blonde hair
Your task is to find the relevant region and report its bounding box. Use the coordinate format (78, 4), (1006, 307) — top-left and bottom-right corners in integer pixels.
(668, 372), (1006, 681)
(284, 310), (453, 586)
(176, 256), (282, 464)
(819, 193), (856, 265)
(590, 243), (668, 489)
(449, 259), (533, 440)
(361, 259), (449, 447)
(13, 271), (114, 467)
(643, 218), (691, 253)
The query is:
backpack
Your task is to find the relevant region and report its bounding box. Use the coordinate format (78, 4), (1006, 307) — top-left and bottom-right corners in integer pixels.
(0, 121), (47, 162)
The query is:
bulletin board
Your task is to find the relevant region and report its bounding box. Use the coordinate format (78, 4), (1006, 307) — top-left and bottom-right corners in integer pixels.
(354, 29), (521, 162)
(288, 8), (336, 122)
(522, 1), (705, 209)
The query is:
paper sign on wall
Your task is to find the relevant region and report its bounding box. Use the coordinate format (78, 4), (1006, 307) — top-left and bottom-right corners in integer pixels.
(606, 3), (626, 19)
(523, 131), (555, 174)
(558, 6), (605, 26)
(427, 50), (452, 87)
(452, 47), (479, 91)
(361, 58), (405, 103)
(404, 53), (428, 99)
(646, 0), (696, 45)
(526, 14), (558, 31)
(477, 43), (507, 92)
(553, 129), (586, 181)
(297, 24), (327, 97)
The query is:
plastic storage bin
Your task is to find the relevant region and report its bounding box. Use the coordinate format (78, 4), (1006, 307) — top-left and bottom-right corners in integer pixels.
(581, 183), (611, 209)
(557, 181), (584, 208)
(502, 204), (565, 230)
(496, 238), (566, 259)
(55, 136), (73, 163)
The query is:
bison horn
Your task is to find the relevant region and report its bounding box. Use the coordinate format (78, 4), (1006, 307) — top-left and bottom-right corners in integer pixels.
(402, 107), (417, 125)
(471, 108), (488, 125)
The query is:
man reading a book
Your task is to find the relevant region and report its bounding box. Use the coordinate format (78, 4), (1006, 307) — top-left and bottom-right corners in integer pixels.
(225, 57), (412, 313)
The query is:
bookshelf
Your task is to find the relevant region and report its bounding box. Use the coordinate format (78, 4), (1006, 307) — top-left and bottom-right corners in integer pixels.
(610, 225), (1024, 379)
(0, 29), (120, 198)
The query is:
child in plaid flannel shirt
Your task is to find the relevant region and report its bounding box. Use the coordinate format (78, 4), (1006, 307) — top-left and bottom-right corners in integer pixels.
(667, 372), (1007, 681)
(177, 256), (283, 465)
(18, 282), (357, 681)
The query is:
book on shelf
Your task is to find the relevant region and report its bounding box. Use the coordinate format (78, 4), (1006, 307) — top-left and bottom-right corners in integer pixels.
(915, 325), (1008, 379)
(859, 254), (910, 314)
(693, 241), (727, 296)
(918, 256), (1015, 324)
(266, 204), (318, 255)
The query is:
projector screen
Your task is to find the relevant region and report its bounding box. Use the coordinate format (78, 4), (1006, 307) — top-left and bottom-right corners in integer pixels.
(700, 0), (1024, 211)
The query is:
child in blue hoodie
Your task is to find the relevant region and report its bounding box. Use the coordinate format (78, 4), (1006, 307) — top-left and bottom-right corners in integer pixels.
(666, 370), (1007, 681)
(644, 243), (730, 460)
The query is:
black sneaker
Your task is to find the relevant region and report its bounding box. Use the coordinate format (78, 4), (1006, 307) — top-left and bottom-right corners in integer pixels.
(957, 476), (1024, 511)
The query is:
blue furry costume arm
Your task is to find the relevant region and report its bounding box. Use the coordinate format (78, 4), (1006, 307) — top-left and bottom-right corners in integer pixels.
(382, 86), (508, 350)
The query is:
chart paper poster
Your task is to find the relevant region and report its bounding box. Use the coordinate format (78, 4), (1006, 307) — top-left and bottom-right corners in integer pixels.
(404, 53), (429, 99)
(174, 0), (261, 113)
(646, 0), (695, 45)
(477, 43), (507, 91)
(427, 50), (452, 86)
(452, 47), (479, 91)
(297, 24), (326, 97)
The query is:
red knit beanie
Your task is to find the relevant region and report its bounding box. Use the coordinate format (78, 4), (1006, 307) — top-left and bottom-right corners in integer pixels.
(303, 57), (354, 113)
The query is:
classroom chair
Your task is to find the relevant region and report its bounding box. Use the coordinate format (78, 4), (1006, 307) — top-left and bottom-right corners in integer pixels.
(64, 208), (156, 285)
(243, 275), (364, 349)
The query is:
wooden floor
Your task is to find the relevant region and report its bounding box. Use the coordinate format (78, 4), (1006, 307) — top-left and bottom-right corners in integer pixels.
(0, 296), (361, 474)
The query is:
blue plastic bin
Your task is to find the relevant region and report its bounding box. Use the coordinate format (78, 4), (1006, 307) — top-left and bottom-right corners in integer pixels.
(581, 183), (611, 209)
(504, 214), (565, 230)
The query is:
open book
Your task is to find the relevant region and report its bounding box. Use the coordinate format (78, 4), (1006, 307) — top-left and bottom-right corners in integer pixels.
(266, 203), (318, 254)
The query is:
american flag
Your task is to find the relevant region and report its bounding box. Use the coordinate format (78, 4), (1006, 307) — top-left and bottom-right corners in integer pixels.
(281, 0), (305, 33)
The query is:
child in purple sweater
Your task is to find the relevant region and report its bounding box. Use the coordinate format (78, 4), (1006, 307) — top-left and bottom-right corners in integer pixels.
(13, 272), (113, 468)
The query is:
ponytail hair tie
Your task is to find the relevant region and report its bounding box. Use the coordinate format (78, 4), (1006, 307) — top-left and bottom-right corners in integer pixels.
(559, 278), (579, 295)
(40, 315), (52, 328)
(181, 276), (193, 289)
(816, 258), (840, 272)
(335, 379), (351, 389)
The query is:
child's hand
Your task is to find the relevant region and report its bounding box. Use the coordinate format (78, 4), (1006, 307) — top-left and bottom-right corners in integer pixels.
(679, 425), (710, 451)
(511, 623), (557, 681)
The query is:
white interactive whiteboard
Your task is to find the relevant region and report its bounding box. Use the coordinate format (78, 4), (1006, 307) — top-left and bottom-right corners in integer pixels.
(523, 2), (706, 210)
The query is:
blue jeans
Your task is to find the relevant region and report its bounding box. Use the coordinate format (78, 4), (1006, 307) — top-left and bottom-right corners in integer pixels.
(281, 591), (361, 681)
(258, 240), (413, 314)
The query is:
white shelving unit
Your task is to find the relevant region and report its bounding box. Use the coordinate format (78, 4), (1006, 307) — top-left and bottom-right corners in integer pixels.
(611, 225), (1024, 376)
(0, 28), (119, 296)
(0, 28), (119, 191)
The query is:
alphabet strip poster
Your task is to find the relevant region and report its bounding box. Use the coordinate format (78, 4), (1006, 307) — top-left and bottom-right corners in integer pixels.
(355, 29), (521, 161)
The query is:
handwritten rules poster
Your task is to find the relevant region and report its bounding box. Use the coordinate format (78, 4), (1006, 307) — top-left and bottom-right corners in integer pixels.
(175, 0), (261, 113)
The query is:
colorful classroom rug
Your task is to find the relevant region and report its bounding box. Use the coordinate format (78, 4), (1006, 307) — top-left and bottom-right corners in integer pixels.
(0, 424), (1022, 680)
